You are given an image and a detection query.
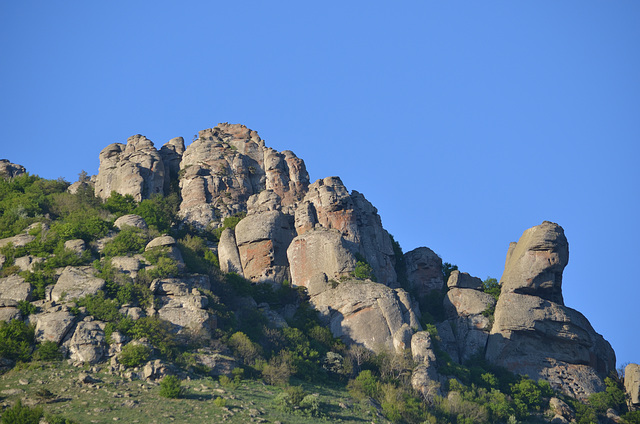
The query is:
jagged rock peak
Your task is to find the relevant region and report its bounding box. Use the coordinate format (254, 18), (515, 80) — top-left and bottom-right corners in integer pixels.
(0, 159), (26, 179)
(178, 123), (309, 227)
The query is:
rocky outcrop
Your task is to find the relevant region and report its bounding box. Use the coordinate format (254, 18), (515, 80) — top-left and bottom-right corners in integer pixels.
(310, 279), (421, 353)
(234, 210), (295, 283)
(0, 275), (32, 302)
(114, 214), (148, 230)
(0, 159), (26, 179)
(295, 178), (397, 286)
(159, 137), (185, 189)
(0, 299), (20, 322)
(33, 306), (76, 344)
(218, 228), (243, 276)
(67, 318), (107, 364)
(411, 331), (442, 400)
(486, 222), (615, 399)
(51, 266), (106, 303)
(626, 363), (640, 411)
(178, 123), (309, 227)
(150, 275), (216, 337)
(287, 228), (356, 290)
(405, 247), (444, 297)
(95, 135), (166, 201)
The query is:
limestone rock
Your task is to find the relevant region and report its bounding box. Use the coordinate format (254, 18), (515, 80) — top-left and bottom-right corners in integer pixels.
(412, 364), (442, 401)
(500, 221), (568, 304)
(94, 134), (166, 202)
(310, 279), (421, 353)
(549, 397), (575, 423)
(297, 178), (397, 286)
(411, 331), (437, 364)
(14, 255), (44, 273)
(67, 181), (92, 195)
(393, 323), (413, 352)
(114, 214), (148, 230)
(626, 363), (640, 410)
(287, 228), (356, 289)
(178, 123), (308, 227)
(143, 359), (174, 381)
(447, 270), (483, 290)
(234, 210), (295, 283)
(159, 136), (185, 189)
(110, 255), (144, 277)
(0, 299), (20, 322)
(405, 247), (444, 297)
(64, 239), (87, 255)
(0, 232), (35, 249)
(0, 159), (26, 179)
(0, 274), (32, 301)
(218, 228), (243, 276)
(67, 319), (107, 364)
(34, 307), (76, 344)
(51, 266), (106, 302)
(151, 275), (216, 337)
(146, 235), (177, 250)
(486, 222), (615, 398)
(444, 288), (495, 318)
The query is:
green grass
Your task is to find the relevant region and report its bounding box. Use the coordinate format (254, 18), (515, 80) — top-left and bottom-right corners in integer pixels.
(0, 361), (390, 423)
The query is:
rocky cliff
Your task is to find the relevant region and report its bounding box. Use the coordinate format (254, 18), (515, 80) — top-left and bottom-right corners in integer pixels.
(0, 123), (633, 411)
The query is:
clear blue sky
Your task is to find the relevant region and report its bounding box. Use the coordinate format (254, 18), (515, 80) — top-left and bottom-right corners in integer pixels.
(2, 1), (638, 368)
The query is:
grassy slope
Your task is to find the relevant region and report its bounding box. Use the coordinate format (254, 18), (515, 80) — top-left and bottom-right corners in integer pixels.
(0, 361), (388, 424)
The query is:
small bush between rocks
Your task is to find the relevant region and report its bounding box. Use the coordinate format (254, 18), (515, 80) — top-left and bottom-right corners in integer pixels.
(159, 375), (183, 398)
(119, 343), (152, 368)
(33, 340), (63, 361)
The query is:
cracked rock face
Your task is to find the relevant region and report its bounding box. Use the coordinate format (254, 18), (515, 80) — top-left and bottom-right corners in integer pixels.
(178, 123), (309, 227)
(95, 135), (166, 202)
(0, 159), (26, 179)
(486, 221), (615, 399)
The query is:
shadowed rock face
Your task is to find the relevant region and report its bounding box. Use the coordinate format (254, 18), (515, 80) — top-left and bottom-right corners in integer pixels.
(0, 160), (26, 179)
(486, 221), (615, 399)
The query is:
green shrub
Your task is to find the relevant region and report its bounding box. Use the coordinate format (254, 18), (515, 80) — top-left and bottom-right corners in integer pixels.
(1, 399), (43, 424)
(119, 343), (152, 368)
(76, 291), (122, 323)
(159, 375), (183, 398)
(134, 193), (179, 233)
(274, 385), (307, 412)
(262, 350), (295, 386)
(228, 331), (263, 365)
(351, 254), (376, 281)
(103, 192), (137, 215)
(17, 300), (36, 316)
(483, 277), (501, 301)
(213, 397), (227, 407)
(0, 319), (34, 362)
(622, 411), (640, 424)
(33, 340), (63, 361)
(102, 227), (149, 257)
(348, 369), (381, 399)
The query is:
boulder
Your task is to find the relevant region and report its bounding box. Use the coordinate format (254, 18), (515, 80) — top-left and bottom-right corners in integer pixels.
(549, 397), (575, 423)
(67, 318), (107, 364)
(626, 363), (640, 410)
(34, 307), (76, 344)
(64, 239), (86, 255)
(0, 233), (35, 249)
(405, 247), (444, 297)
(287, 228), (356, 289)
(143, 359), (174, 381)
(51, 266), (106, 302)
(486, 222), (615, 399)
(67, 181), (91, 195)
(146, 235), (177, 250)
(14, 255), (43, 273)
(0, 275), (32, 301)
(94, 134), (166, 201)
(0, 159), (26, 179)
(114, 214), (148, 230)
(218, 228), (243, 276)
(447, 270), (483, 290)
(0, 299), (20, 322)
(151, 275), (216, 337)
(411, 331), (437, 364)
(234, 210), (295, 283)
(444, 287), (495, 318)
(110, 255), (144, 277)
(310, 279), (421, 353)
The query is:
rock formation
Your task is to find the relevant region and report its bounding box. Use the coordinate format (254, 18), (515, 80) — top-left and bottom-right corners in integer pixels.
(95, 135), (166, 201)
(626, 363), (640, 411)
(486, 221), (615, 398)
(178, 123), (309, 227)
(0, 159), (26, 179)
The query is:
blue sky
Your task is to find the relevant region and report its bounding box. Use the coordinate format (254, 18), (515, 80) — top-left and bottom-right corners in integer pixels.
(2, 1), (639, 368)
